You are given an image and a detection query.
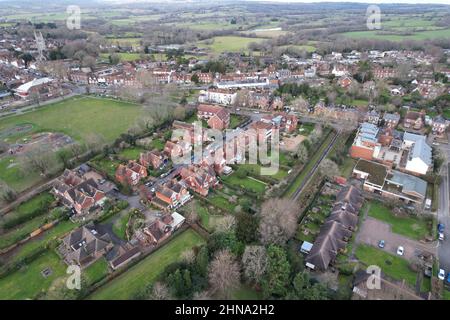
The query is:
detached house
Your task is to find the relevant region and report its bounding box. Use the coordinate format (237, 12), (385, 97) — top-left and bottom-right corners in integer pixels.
(137, 212), (185, 246)
(139, 150), (167, 170)
(152, 179), (191, 210)
(402, 132), (432, 175)
(60, 224), (113, 267)
(403, 110), (425, 130)
(53, 169), (107, 215)
(115, 161), (147, 186)
(180, 165), (218, 196)
(432, 116), (448, 137)
(197, 104), (230, 130)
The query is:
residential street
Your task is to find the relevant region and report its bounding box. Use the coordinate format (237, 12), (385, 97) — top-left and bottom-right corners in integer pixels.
(437, 137), (450, 271)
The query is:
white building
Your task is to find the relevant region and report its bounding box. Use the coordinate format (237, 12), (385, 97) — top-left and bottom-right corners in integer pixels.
(403, 132), (432, 175)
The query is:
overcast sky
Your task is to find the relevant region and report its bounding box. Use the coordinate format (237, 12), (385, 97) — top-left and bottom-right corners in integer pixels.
(246, 0), (450, 4)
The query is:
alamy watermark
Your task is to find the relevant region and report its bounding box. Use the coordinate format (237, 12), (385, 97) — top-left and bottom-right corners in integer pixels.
(66, 5), (81, 30)
(366, 5), (381, 30)
(366, 265), (381, 290)
(170, 121), (279, 176)
(66, 265), (81, 290)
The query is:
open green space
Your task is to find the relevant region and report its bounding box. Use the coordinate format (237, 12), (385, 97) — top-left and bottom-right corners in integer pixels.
(0, 250), (66, 300)
(0, 156), (43, 192)
(222, 173), (267, 195)
(118, 147), (146, 161)
(198, 36), (266, 54)
(368, 202), (431, 240)
(355, 244), (417, 287)
(88, 229), (205, 300)
(341, 28), (450, 41)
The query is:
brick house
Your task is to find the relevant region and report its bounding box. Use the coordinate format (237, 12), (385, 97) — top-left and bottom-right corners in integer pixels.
(139, 150), (167, 170)
(152, 179), (191, 210)
(163, 140), (191, 159)
(180, 165), (218, 196)
(403, 110), (425, 130)
(115, 161), (147, 186)
(197, 104), (230, 130)
(52, 169), (107, 215)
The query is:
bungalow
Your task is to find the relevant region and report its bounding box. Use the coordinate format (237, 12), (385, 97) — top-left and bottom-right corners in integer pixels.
(115, 161), (148, 186)
(52, 169), (107, 215)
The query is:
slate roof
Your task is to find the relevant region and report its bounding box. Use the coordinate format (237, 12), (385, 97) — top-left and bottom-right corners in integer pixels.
(385, 170), (427, 198)
(403, 132), (432, 166)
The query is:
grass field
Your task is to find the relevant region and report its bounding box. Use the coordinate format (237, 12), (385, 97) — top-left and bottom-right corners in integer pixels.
(198, 36), (266, 54)
(222, 174), (267, 195)
(0, 156), (43, 192)
(88, 229), (205, 300)
(355, 244), (417, 287)
(0, 250), (66, 300)
(368, 202), (431, 240)
(341, 28), (450, 41)
(112, 211), (130, 240)
(85, 258), (109, 286)
(0, 96), (144, 144)
(118, 147), (146, 160)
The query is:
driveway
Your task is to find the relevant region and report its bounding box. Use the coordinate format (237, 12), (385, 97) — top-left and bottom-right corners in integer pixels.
(356, 217), (437, 262)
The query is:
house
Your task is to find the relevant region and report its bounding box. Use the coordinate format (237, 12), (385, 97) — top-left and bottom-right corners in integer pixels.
(403, 110), (425, 130)
(138, 212), (186, 246)
(338, 76), (353, 88)
(52, 169), (107, 215)
(139, 150), (167, 170)
(60, 224), (113, 267)
(163, 140), (191, 159)
(305, 186), (362, 271)
(198, 88), (237, 105)
(13, 77), (56, 99)
(349, 122), (381, 160)
(152, 179), (191, 210)
(250, 120), (274, 142)
(353, 159), (427, 204)
(432, 116), (448, 137)
(115, 161), (147, 186)
(180, 164), (218, 196)
(382, 113), (400, 128)
(402, 132), (432, 175)
(364, 110), (380, 125)
(110, 246), (141, 270)
(197, 104), (230, 130)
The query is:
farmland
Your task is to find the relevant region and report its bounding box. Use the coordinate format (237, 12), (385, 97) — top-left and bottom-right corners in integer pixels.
(198, 36), (266, 54)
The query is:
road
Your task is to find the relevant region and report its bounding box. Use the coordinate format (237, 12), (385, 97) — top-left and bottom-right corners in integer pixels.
(437, 134), (450, 271)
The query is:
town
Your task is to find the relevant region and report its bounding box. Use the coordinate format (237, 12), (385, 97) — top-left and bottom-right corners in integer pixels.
(0, 0), (449, 302)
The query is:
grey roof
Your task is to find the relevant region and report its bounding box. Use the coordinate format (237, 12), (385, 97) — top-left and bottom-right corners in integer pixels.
(404, 132), (432, 166)
(383, 113), (400, 122)
(386, 170), (427, 198)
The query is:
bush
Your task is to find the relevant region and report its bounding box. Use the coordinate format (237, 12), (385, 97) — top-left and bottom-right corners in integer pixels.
(2, 196), (53, 229)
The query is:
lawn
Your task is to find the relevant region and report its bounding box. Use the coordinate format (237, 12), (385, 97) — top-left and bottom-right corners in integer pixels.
(88, 229), (205, 300)
(355, 244), (417, 287)
(84, 257), (109, 286)
(230, 114), (245, 129)
(368, 202), (431, 240)
(0, 156), (43, 192)
(89, 157), (121, 178)
(0, 95), (144, 144)
(112, 211), (130, 240)
(198, 36), (266, 54)
(222, 174), (267, 194)
(150, 138), (165, 151)
(230, 285), (262, 300)
(208, 193), (236, 213)
(100, 53), (150, 62)
(0, 250), (66, 300)
(118, 147), (146, 160)
(238, 163), (288, 181)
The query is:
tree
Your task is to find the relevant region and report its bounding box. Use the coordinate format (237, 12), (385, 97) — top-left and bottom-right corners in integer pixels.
(109, 53), (121, 65)
(208, 249), (240, 299)
(181, 249), (196, 265)
(194, 246), (209, 277)
(295, 143), (309, 163)
(287, 271), (328, 300)
(150, 282), (171, 300)
(21, 150), (57, 176)
(215, 215), (236, 233)
(173, 105), (186, 120)
(319, 158), (340, 179)
(56, 148), (73, 168)
(258, 198), (300, 245)
(0, 184), (17, 203)
(235, 212), (259, 244)
(242, 245), (267, 285)
(191, 73), (200, 84)
(261, 245), (291, 298)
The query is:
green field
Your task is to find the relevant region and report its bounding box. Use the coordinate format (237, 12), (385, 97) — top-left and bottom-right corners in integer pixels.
(0, 156), (43, 192)
(100, 52), (149, 62)
(0, 96), (144, 144)
(198, 36), (266, 54)
(0, 250), (66, 300)
(88, 229), (205, 300)
(85, 258), (109, 286)
(341, 28), (450, 41)
(355, 244), (417, 287)
(222, 174), (267, 194)
(368, 202), (431, 240)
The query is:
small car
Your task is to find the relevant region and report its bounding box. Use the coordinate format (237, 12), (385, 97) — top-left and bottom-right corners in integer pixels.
(439, 269), (446, 280)
(447, 273), (450, 284)
(378, 240), (385, 248)
(438, 223), (445, 233)
(439, 232), (445, 241)
(396, 246), (404, 256)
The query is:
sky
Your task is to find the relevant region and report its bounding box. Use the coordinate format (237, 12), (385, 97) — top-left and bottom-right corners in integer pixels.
(247, 0), (450, 4)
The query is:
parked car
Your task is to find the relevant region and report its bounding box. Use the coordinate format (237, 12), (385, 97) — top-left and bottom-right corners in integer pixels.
(439, 232), (445, 241)
(396, 246), (404, 256)
(378, 240), (385, 248)
(446, 273), (450, 284)
(253, 111), (260, 114)
(439, 269), (446, 280)
(438, 223), (445, 233)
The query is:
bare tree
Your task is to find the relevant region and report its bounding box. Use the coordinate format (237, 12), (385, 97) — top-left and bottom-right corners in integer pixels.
(242, 245), (268, 284)
(21, 150), (57, 176)
(181, 249), (196, 265)
(295, 143), (308, 163)
(319, 158), (340, 179)
(258, 198), (299, 245)
(208, 249), (241, 299)
(150, 282), (171, 300)
(69, 142), (85, 160)
(215, 215), (236, 233)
